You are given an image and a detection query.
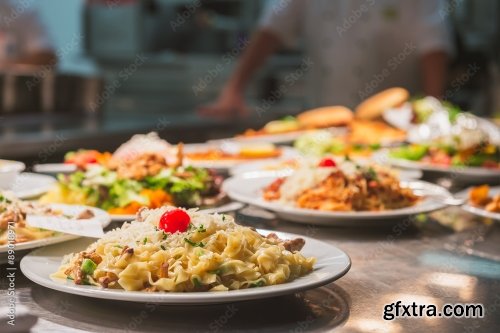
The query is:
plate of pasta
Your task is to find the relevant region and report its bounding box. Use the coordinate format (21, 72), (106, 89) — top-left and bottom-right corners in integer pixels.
(0, 192), (111, 254)
(223, 159), (451, 226)
(20, 207), (350, 304)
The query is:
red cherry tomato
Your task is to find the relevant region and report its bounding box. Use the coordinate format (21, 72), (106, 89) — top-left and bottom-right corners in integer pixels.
(159, 209), (191, 233)
(318, 157), (336, 167)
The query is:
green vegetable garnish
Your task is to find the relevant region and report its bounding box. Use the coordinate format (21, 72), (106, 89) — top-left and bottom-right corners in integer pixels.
(192, 276), (202, 287)
(184, 238), (205, 247)
(352, 143), (364, 151)
(209, 268), (224, 275)
(81, 259), (97, 275)
(443, 102), (461, 122)
(364, 167), (378, 181)
(390, 145), (428, 161)
(197, 224), (206, 233)
(281, 115), (296, 122)
(249, 279), (266, 288)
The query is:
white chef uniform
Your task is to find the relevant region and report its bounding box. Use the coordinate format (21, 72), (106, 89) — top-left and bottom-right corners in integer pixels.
(260, 0), (454, 108)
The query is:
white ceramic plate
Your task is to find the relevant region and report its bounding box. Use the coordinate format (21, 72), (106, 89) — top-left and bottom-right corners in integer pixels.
(20, 229), (351, 304)
(0, 204), (111, 254)
(374, 150), (500, 183)
(456, 186), (500, 221)
(108, 201), (246, 222)
(223, 173), (450, 226)
(183, 143), (299, 172)
(11, 173), (57, 199)
(229, 131), (306, 145)
(0, 159), (25, 189)
(229, 159), (297, 176)
(33, 163), (78, 175)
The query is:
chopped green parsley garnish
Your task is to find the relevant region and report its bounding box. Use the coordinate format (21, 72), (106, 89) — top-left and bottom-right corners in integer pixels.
(184, 238), (205, 247)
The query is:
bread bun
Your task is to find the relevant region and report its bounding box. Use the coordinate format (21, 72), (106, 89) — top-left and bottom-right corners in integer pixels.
(297, 106), (353, 128)
(355, 87), (409, 120)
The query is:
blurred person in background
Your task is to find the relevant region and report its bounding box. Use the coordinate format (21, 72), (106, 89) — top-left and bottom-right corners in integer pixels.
(201, 0), (454, 118)
(0, 0), (56, 68)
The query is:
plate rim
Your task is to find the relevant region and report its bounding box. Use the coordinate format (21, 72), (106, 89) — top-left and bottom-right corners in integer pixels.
(109, 201), (246, 222)
(20, 229), (351, 304)
(13, 172), (57, 199)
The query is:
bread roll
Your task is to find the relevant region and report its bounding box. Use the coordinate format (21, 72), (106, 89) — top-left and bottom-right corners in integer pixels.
(297, 106), (353, 128)
(355, 87), (409, 120)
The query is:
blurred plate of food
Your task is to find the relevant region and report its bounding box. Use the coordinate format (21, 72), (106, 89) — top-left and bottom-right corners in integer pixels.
(183, 142), (299, 172)
(457, 185), (500, 221)
(33, 132), (177, 175)
(376, 139), (500, 182)
(0, 192), (111, 256)
(224, 158), (449, 226)
(292, 119), (405, 160)
(38, 134), (230, 221)
(231, 106), (353, 144)
(381, 94), (500, 144)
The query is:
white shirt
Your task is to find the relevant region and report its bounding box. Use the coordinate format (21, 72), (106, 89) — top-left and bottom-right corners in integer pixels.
(0, 0), (53, 62)
(260, 0), (454, 108)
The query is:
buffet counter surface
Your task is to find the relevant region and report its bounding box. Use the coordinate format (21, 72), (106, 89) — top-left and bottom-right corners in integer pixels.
(3, 205), (499, 333)
(0, 111), (280, 160)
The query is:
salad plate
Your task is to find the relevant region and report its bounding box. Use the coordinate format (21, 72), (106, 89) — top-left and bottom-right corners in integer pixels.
(40, 155), (226, 217)
(223, 173), (450, 226)
(374, 150), (500, 183)
(20, 229), (351, 304)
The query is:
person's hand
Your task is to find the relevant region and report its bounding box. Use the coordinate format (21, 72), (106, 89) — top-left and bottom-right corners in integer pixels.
(198, 86), (249, 118)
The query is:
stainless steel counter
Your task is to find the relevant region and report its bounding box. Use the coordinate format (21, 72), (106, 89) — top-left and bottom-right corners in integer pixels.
(2, 205), (500, 333)
(0, 111), (288, 160)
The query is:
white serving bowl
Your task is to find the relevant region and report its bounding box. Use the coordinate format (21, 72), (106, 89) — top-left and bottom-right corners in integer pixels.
(0, 160), (26, 190)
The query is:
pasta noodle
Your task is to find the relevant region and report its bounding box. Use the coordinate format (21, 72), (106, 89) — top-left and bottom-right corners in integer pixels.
(53, 207), (315, 292)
